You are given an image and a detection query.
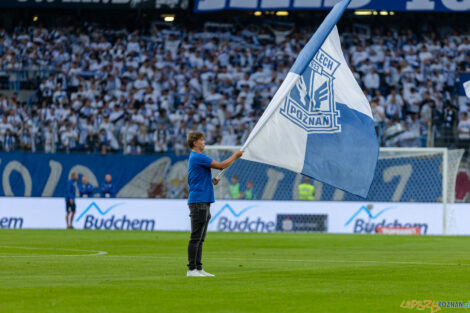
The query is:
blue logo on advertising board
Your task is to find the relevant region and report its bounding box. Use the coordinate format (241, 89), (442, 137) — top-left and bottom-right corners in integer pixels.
(210, 204), (275, 232)
(75, 202), (155, 231)
(344, 204), (428, 234)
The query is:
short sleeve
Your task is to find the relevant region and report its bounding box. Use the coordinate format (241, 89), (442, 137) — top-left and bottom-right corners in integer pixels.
(194, 153), (213, 168)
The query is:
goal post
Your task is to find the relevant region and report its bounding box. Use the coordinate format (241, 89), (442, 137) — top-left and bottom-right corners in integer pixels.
(205, 146), (464, 235)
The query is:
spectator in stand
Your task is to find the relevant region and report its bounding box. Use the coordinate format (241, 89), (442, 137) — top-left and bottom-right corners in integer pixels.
(363, 67), (380, 93)
(3, 129), (15, 152)
(440, 101), (458, 147)
(100, 174), (115, 198)
(18, 126), (35, 152)
(397, 113), (422, 147)
(404, 87), (422, 115)
(383, 117), (405, 147)
(0, 17), (468, 154)
(370, 99), (385, 142)
(126, 139), (142, 155)
(98, 129), (109, 154)
(154, 123), (169, 152)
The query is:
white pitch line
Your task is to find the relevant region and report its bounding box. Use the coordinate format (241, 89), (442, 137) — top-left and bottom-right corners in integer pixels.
(0, 245), (108, 257)
(98, 255), (470, 267)
(1, 247), (467, 267)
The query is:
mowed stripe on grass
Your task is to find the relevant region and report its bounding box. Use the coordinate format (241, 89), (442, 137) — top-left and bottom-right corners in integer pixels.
(1, 230), (469, 313)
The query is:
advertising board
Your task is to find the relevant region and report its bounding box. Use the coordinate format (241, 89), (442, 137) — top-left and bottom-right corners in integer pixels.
(0, 198), (447, 235)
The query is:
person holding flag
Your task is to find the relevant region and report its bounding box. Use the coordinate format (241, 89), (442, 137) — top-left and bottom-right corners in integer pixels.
(186, 131), (243, 277)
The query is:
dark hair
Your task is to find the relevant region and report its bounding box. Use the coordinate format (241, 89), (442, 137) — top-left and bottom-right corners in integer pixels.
(187, 132), (204, 148)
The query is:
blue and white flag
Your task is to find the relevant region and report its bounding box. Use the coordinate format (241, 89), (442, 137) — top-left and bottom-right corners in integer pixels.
(241, 0), (379, 198)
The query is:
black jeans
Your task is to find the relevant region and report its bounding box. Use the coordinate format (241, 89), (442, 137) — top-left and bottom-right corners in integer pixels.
(187, 202), (211, 270)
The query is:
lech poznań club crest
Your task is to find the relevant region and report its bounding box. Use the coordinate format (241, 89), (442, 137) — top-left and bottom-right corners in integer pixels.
(280, 48), (341, 133)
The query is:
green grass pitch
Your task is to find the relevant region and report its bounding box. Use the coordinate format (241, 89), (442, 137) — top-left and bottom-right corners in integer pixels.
(1, 230), (469, 313)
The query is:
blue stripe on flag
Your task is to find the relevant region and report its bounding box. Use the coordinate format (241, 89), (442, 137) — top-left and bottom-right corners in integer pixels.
(290, 0), (351, 75)
(301, 102), (379, 198)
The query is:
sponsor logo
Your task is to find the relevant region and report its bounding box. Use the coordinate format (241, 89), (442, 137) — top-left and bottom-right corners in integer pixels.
(210, 204), (275, 232)
(281, 217), (294, 231)
(0, 216), (23, 229)
(345, 204), (428, 234)
(276, 214), (328, 232)
(76, 202), (155, 231)
(280, 48), (341, 133)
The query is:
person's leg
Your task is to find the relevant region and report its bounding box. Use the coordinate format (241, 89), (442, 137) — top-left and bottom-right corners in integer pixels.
(70, 203), (76, 228)
(65, 200), (70, 228)
(196, 204), (211, 270)
(187, 203), (206, 270)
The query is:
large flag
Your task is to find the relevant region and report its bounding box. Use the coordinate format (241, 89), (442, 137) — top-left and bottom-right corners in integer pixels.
(240, 0), (379, 198)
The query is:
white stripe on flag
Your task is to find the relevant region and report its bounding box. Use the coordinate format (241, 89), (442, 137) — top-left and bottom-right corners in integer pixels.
(242, 73), (307, 173)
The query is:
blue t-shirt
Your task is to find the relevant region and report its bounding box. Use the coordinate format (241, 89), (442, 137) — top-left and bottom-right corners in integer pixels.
(188, 151), (214, 204)
(65, 179), (75, 201)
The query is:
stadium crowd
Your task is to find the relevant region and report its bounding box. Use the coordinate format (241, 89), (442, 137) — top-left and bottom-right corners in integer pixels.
(0, 19), (469, 154)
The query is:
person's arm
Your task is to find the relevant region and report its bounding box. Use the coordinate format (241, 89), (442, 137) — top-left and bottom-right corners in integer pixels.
(210, 150), (244, 170)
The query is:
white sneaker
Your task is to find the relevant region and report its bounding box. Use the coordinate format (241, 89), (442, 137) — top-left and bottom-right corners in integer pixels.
(198, 269), (215, 277)
(187, 269), (205, 277)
